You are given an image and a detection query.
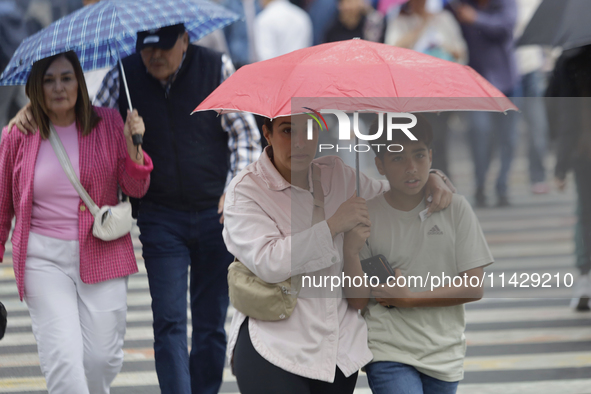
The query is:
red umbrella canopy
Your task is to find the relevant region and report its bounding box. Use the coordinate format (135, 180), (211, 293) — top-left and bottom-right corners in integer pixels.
(194, 39), (517, 118)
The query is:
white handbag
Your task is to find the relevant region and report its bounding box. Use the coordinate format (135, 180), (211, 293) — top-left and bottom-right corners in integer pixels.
(48, 123), (133, 241)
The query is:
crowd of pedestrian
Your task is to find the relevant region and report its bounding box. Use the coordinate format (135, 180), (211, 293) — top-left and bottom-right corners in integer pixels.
(216, 0), (551, 208)
(0, 0), (590, 393)
(0, 0), (564, 207)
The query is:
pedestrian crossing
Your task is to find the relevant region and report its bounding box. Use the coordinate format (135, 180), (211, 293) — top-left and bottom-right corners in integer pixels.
(1, 154), (591, 393)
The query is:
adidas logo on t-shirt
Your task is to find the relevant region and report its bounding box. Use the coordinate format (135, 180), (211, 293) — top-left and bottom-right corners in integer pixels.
(427, 225), (443, 235)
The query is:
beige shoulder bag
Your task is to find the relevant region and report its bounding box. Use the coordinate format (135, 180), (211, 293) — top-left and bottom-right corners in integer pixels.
(227, 164), (325, 321)
(48, 123), (133, 241)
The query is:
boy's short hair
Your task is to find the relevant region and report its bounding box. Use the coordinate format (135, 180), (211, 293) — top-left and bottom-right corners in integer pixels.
(370, 113), (433, 158)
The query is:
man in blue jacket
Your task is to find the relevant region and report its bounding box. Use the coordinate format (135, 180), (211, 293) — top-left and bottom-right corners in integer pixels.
(104, 25), (260, 394)
(96, 24), (260, 394)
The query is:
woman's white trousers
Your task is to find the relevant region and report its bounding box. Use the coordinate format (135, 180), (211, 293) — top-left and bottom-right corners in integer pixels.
(24, 232), (128, 394)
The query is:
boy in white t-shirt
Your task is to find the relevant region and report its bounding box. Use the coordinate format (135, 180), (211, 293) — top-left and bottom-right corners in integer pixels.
(343, 114), (493, 394)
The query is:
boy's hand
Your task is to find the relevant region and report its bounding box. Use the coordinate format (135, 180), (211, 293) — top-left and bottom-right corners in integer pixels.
(371, 269), (412, 308)
(327, 194), (371, 238)
(344, 224), (371, 254)
(424, 172), (453, 216)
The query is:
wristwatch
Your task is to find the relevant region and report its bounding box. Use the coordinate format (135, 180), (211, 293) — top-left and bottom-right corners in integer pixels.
(429, 169), (448, 184)
(429, 169), (457, 193)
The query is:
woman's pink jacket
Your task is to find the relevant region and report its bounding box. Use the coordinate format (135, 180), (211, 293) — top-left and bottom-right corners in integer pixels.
(0, 107), (153, 300)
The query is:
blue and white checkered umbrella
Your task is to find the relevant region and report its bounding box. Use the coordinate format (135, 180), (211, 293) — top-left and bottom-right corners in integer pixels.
(0, 0), (239, 86)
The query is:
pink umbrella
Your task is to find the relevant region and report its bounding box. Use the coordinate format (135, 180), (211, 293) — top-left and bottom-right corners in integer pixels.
(193, 39), (517, 118)
(193, 39), (517, 195)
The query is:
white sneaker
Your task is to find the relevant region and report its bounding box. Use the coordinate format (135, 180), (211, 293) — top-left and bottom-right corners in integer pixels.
(570, 274), (591, 312)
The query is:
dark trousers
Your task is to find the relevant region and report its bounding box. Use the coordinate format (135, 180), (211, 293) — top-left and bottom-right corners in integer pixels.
(574, 159), (591, 275)
(468, 85), (521, 197)
(425, 112), (451, 180)
(138, 202), (232, 394)
(233, 319), (359, 394)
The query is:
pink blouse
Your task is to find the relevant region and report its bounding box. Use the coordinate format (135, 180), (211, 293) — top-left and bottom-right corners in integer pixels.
(30, 122), (80, 240)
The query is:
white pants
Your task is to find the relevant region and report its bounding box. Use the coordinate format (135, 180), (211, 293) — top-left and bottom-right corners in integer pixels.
(24, 232), (128, 394)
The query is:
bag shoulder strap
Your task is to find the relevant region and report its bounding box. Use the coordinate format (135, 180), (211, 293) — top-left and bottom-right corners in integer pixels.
(48, 123), (100, 216)
(311, 164), (324, 226)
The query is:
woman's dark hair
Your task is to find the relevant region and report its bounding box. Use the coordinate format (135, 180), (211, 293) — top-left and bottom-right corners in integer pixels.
(25, 51), (100, 139)
(264, 117), (273, 133)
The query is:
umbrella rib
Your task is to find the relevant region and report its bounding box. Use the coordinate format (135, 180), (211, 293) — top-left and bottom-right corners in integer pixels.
(271, 50), (319, 118)
(367, 42), (399, 100)
(112, 1), (141, 52)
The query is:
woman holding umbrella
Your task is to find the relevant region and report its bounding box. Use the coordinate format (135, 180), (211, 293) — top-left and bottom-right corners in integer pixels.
(222, 115), (454, 393)
(0, 51), (153, 393)
(195, 37), (516, 393)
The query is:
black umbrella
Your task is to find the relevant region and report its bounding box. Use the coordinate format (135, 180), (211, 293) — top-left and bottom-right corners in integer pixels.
(517, 0), (591, 49)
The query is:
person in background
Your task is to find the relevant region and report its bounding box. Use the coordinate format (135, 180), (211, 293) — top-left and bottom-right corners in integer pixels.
(0, 0), (29, 130)
(22, 0), (50, 33)
(385, 0), (467, 179)
(547, 46), (591, 312)
(324, 0), (385, 43)
(514, 0), (550, 194)
(254, 0), (313, 61)
(221, 0), (253, 68)
(450, 0), (520, 207)
(222, 0), (262, 69)
(307, 0), (339, 45)
(0, 50), (152, 394)
(385, 0), (466, 63)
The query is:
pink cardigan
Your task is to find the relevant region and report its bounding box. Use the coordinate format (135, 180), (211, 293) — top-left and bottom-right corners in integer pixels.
(0, 107), (153, 300)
